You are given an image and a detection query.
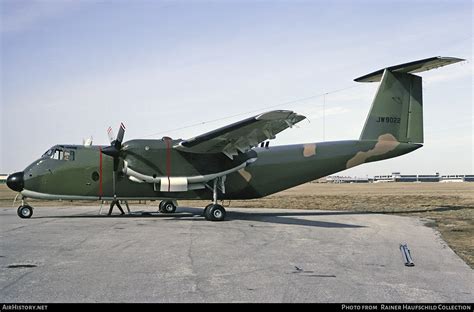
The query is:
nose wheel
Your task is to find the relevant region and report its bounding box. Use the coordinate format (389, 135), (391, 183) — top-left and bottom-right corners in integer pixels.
(17, 205), (33, 219)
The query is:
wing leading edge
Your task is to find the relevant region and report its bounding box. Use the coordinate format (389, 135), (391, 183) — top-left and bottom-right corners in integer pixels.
(175, 110), (306, 158)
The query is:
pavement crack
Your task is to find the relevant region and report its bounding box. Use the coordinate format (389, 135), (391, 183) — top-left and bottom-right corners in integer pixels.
(0, 271), (33, 293)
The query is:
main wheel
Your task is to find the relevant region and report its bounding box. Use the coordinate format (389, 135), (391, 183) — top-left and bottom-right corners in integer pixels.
(159, 201), (176, 213)
(158, 200), (166, 213)
(205, 204), (226, 221)
(17, 205), (33, 219)
(202, 204), (213, 217)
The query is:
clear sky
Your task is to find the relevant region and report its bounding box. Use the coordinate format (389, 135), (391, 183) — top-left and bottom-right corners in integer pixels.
(1, 0), (472, 177)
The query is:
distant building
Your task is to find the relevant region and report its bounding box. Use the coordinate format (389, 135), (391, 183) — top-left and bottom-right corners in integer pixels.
(464, 175), (474, 182)
(325, 172), (473, 183)
(373, 174), (396, 183)
(0, 174), (8, 184)
(440, 175), (465, 183)
(326, 176), (371, 183)
(395, 175), (418, 182)
(416, 174), (440, 182)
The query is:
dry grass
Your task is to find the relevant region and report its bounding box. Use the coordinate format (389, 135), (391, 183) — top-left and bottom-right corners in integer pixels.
(1, 182), (473, 267)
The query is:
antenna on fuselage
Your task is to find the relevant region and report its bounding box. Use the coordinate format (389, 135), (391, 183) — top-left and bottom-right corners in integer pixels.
(83, 136), (93, 147)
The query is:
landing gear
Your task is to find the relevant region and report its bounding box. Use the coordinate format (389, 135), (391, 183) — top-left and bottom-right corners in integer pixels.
(17, 205), (33, 219)
(204, 204), (226, 221)
(203, 179), (226, 221)
(108, 198), (125, 215)
(159, 200), (177, 213)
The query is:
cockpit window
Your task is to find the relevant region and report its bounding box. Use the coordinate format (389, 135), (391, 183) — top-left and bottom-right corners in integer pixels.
(42, 149), (54, 158)
(52, 150), (63, 160)
(42, 148), (75, 161)
(63, 150), (75, 161)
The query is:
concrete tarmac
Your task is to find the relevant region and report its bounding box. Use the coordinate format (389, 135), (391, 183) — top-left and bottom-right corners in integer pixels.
(0, 205), (472, 303)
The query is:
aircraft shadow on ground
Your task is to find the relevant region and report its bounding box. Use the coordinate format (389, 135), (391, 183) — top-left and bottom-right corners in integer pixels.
(34, 207), (365, 228)
(31, 204), (473, 228)
(224, 209), (365, 228)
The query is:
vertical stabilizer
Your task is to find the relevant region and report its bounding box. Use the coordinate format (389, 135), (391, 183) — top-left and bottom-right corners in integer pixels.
(360, 70), (423, 143)
(356, 56), (464, 143)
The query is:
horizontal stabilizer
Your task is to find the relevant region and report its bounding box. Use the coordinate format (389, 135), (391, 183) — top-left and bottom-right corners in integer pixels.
(355, 56), (464, 83)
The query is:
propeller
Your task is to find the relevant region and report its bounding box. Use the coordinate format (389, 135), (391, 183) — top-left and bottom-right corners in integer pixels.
(101, 123), (126, 202)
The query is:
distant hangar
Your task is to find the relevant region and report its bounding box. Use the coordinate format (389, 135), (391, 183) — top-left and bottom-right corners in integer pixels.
(325, 173), (474, 183)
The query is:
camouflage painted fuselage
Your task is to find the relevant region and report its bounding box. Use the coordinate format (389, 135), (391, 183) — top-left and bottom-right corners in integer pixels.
(21, 137), (421, 201)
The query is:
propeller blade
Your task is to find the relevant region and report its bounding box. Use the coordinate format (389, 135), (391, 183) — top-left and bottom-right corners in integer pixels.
(116, 122), (126, 145)
(107, 126), (115, 144)
(103, 123), (126, 199)
(103, 123), (126, 174)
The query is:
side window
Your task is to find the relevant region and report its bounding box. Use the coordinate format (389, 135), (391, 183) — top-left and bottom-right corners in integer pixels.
(52, 149), (63, 160)
(63, 150), (75, 161)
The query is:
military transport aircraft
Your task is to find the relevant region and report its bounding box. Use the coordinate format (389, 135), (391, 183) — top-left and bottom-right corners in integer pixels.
(6, 56), (463, 221)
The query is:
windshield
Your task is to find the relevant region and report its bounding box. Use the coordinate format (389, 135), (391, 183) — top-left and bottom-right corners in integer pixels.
(42, 148), (54, 158)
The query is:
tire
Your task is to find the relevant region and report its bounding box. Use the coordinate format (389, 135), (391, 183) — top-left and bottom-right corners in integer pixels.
(205, 204), (226, 221)
(158, 200), (166, 213)
(161, 201), (176, 213)
(202, 204), (213, 217)
(17, 205), (33, 219)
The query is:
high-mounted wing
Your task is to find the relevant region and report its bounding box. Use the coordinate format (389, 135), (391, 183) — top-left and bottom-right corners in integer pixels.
(175, 110), (306, 158)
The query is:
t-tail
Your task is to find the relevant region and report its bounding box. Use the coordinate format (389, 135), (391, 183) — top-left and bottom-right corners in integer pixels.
(356, 56), (464, 144)
(233, 56), (465, 198)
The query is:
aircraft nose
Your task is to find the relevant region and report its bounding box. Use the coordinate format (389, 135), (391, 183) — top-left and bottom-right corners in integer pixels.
(6, 172), (24, 192)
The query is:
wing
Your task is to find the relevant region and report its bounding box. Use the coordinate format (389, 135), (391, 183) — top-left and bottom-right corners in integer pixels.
(175, 110), (306, 158)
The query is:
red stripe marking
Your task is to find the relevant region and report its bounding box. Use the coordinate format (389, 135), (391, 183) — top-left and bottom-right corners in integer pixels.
(99, 146), (103, 198)
(165, 139), (171, 192)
